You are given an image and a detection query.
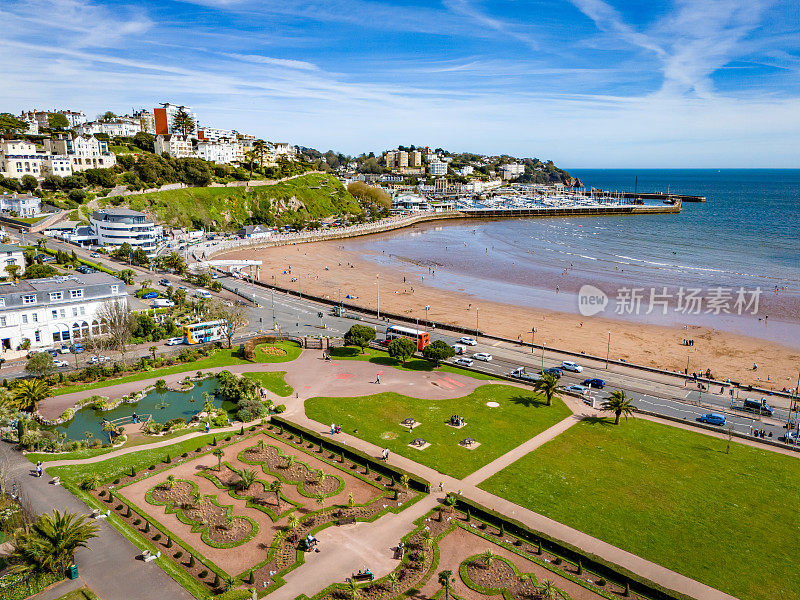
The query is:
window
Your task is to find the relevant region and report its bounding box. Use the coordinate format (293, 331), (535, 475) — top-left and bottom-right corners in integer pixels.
(34, 331), (40, 342)
(52, 310), (58, 319)
(23, 294), (36, 305)
(60, 308), (66, 318)
(70, 290), (83, 299)
(72, 307), (78, 317)
(0, 317), (5, 327)
(53, 331), (61, 342)
(79, 306), (85, 316)
(111, 285), (119, 295)
(21, 314), (27, 324)
(32, 313), (37, 323)
(50, 292), (63, 301)
(0, 298), (5, 308)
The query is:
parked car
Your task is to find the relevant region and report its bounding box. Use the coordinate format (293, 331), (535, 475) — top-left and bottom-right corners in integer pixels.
(158, 279), (171, 287)
(90, 252), (100, 258)
(698, 413), (726, 426)
(780, 430), (799, 444)
(459, 337), (478, 346)
(59, 345), (72, 354)
(45, 349), (58, 358)
(541, 367), (563, 379)
(509, 367), (540, 382)
(53, 359), (69, 368)
(583, 378), (605, 389)
(165, 337), (183, 346)
(741, 397), (774, 417)
(35, 254), (55, 263)
(472, 352), (492, 362)
(453, 357), (474, 367)
(88, 355), (111, 364)
(561, 361), (583, 373)
(194, 289), (212, 299)
(70, 343), (86, 354)
(141, 291), (159, 300)
(152, 299), (175, 308)
(565, 384), (589, 394)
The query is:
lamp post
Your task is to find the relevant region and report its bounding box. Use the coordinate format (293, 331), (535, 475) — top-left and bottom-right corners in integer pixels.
(425, 305), (430, 327)
(376, 274), (380, 319)
(271, 290), (275, 321)
(605, 331), (611, 369)
(475, 307), (479, 340)
(531, 327), (536, 353)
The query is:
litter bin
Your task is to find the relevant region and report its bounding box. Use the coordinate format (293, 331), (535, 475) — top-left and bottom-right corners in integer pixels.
(68, 564), (78, 580)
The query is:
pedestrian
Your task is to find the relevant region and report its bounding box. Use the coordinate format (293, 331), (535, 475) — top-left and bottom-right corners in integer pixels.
(205, 421), (210, 434)
(331, 423), (336, 435)
(439, 481), (444, 492)
(376, 373), (380, 384)
(36, 461), (42, 478)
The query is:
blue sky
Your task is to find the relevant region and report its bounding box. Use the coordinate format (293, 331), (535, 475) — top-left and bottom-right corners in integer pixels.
(2, 0), (799, 167)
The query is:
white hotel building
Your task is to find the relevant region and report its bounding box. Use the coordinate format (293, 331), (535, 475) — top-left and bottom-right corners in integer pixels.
(89, 208), (157, 254)
(0, 273), (127, 350)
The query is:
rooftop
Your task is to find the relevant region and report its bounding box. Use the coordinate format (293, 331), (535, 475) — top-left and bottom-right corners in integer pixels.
(0, 272), (124, 295)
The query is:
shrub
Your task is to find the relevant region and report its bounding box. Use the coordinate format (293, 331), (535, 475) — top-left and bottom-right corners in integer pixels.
(275, 404), (286, 413)
(144, 521), (150, 533)
(125, 506), (132, 517)
(597, 578), (607, 587)
(130, 468), (136, 477)
(113, 478), (120, 485)
(149, 465), (155, 470)
(115, 504), (123, 511)
(239, 426), (244, 435)
(133, 519), (142, 526)
(247, 572), (254, 584)
(174, 551), (183, 559)
(153, 533), (161, 541)
(164, 454), (171, 463)
(167, 537), (173, 548)
(213, 574), (220, 587)
(79, 474), (100, 491)
(553, 557), (562, 566)
(188, 555), (195, 567)
(225, 436), (231, 442)
(98, 490), (106, 497)
(199, 570), (208, 578)
(212, 437), (217, 446)
(182, 452), (188, 458)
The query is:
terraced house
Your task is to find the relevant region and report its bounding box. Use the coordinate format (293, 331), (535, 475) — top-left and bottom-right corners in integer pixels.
(0, 272), (126, 351)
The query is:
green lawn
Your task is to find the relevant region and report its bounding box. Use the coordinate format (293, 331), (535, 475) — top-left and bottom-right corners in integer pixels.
(253, 340), (303, 363)
(479, 418), (800, 600)
(329, 346), (499, 381)
(305, 385), (571, 479)
(52, 587), (100, 600)
(242, 371), (293, 397)
(51, 349), (251, 396)
(47, 432), (221, 484)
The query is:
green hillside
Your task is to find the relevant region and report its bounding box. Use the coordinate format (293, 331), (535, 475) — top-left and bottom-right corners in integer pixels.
(108, 173), (363, 230)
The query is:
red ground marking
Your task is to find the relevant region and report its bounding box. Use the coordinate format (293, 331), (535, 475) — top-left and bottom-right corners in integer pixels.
(442, 376), (465, 387)
(335, 373), (355, 380)
(433, 379), (456, 390)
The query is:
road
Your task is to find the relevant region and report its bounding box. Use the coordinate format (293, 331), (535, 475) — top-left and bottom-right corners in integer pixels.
(15, 231), (799, 444)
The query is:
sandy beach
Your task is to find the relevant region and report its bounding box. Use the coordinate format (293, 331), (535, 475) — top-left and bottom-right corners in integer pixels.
(221, 240), (800, 390)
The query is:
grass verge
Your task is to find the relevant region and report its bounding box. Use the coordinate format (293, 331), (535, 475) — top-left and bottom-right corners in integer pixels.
(242, 371), (293, 397)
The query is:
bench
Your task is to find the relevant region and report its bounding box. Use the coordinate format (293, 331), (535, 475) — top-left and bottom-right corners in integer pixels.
(50, 476), (61, 486)
(141, 550), (161, 562)
(349, 572), (374, 583)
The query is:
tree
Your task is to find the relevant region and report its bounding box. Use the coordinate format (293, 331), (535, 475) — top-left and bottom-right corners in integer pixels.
(98, 299), (134, 359)
(113, 242), (133, 260)
(99, 111), (117, 122)
(270, 480), (283, 509)
(207, 300), (247, 348)
(149, 346), (157, 361)
(4, 264), (20, 281)
(213, 448), (225, 471)
(533, 372), (559, 407)
(538, 580), (561, 600)
(253, 139), (267, 170)
(346, 578), (360, 600)
(118, 269), (134, 285)
(237, 469), (257, 491)
(12, 378), (51, 412)
(388, 337), (416, 364)
(25, 352), (56, 379)
(0, 113), (28, 136)
(481, 549), (494, 566)
(344, 324), (376, 354)
(132, 132), (155, 153)
(47, 113), (69, 130)
(286, 513), (300, 538)
(601, 390), (635, 425)
(422, 340), (455, 366)
(20, 175), (38, 192)
(438, 570), (454, 600)
(11, 510), (99, 575)
(172, 109), (195, 136)
(162, 251), (186, 275)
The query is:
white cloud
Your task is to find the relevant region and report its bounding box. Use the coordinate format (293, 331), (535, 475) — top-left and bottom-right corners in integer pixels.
(224, 53), (319, 71)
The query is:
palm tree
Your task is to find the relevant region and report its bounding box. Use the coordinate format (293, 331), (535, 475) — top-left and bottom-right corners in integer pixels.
(420, 530), (433, 554)
(5, 264), (20, 282)
(315, 493), (325, 516)
(149, 346), (157, 361)
(385, 571), (398, 590)
(270, 480), (283, 509)
(533, 372), (559, 407)
(244, 150), (258, 179)
(481, 549), (494, 567)
(163, 475), (176, 490)
(118, 269), (134, 285)
(286, 513), (300, 538)
(12, 510), (99, 575)
(539, 580), (561, 600)
(346, 578), (360, 600)
(189, 489), (201, 508)
(13, 379), (51, 412)
(601, 390), (635, 425)
(438, 570), (454, 600)
(237, 469), (257, 491)
(212, 448), (225, 471)
(140, 279), (152, 292)
(285, 455), (295, 470)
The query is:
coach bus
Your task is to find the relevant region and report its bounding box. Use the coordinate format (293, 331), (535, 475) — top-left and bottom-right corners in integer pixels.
(183, 320), (229, 345)
(385, 325), (430, 351)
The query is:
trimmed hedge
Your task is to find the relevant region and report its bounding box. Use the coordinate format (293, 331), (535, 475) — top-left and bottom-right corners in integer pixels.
(449, 494), (694, 600)
(270, 416), (430, 493)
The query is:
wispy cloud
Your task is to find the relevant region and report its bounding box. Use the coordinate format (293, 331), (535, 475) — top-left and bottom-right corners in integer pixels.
(224, 53), (319, 71)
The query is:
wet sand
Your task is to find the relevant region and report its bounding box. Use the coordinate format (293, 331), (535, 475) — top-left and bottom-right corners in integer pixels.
(221, 241), (800, 389)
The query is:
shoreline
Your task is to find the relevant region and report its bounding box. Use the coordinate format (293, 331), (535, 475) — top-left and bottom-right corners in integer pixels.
(221, 239), (800, 390)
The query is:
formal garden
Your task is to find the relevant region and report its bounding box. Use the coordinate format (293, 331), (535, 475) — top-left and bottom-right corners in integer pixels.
(48, 423), (425, 598)
(479, 417), (800, 600)
(305, 384), (572, 478)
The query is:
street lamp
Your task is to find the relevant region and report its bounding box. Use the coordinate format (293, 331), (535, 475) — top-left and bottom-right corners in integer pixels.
(530, 327), (536, 353)
(425, 305), (430, 327)
(475, 307), (479, 340)
(376, 274), (380, 319)
(605, 331), (611, 369)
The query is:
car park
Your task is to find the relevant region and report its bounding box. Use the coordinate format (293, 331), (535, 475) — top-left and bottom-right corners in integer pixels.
(698, 413), (726, 426)
(472, 352), (492, 361)
(165, 337), (183, 346)
(561, 361), (583, 373)
(459, 337), (478, 346)
(53, 359), (69, 368)
(141, 291), (159, 300)
(583, 378), (605, 389)
(70, 343), (86, 354)
(454, 357), (474, 367)
(88, 355), (111, 364)
(565, 384), (589, 394)
(541, 367), (563, 379)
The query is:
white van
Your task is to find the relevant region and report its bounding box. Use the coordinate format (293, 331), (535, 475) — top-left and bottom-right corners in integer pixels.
(153, 299), (175, 308)
(194, 289), (212, 299)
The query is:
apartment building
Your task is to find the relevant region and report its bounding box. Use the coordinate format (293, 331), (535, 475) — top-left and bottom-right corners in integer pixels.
(386, 150), (408, 170)
(21, 110), (87, 130)
(0, 193), (41, 219)
(0, 140), (73, 179)
(409, 151), (422, 167)
(500, 163), (525, 180)
(429, 160), (448, 176)
(154, 103), (198, 136)
(153, 134), (193, 158)
(0, 272), (127, 350)
(198, 127), (236, 143)
(44, 135), (117, 172)
(195, 140), (240, 164)
(0, 244), (26, 276)
(75, 118), (141, 138)
(89, 208), (157, 254)
(132, 109), (156, 134)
